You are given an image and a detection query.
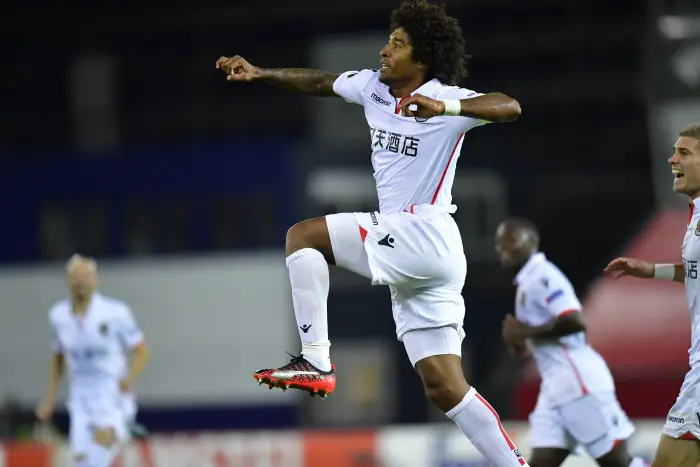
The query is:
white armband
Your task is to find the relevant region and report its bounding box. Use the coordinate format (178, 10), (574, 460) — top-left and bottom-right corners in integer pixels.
(441, 99), (461, 116)
(653, 264), (676, 281)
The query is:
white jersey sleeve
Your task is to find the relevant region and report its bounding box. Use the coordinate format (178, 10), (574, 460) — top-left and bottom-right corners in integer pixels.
(332, 69), (376, 105)
(48, 304), (63, 353)
(115, 305), (145, 349)
(436, 86), (490, 133)
(50, 322), (62, 352)
(535, 273), (582, 318)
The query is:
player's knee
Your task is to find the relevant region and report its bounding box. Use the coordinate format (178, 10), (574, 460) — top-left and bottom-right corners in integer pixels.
(93, 427), (116, 448)
(285, 218), (333, 261)
(422, 378), (466, 412)
(416, 355), (470, 411)
(527, 458), (556, 467)
(650, 449), (677, 467)
(651, 454), (677, 467)
(528, 448), (570, 467)
(595, 441), (635, 467)
(596, 451), (631, 467)
(286, 219), (315, 255)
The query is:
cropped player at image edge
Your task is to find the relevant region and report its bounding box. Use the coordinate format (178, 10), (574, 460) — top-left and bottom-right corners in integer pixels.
(605, 123), (700, 467)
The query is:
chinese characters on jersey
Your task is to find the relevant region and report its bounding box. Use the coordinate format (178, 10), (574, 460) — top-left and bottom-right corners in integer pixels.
(684, 258), (698, 280)
(370, 127), (420, 157)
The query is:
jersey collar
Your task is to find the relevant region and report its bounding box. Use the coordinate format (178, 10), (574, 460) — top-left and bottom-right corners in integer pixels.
(387, 78), (442, 98)
(688, 197), (700, 225)
(410, 78), (441, 96)
(514, 252), (546, 285)
(70, 291), (101, 316)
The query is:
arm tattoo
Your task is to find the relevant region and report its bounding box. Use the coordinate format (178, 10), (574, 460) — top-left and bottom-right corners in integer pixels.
(258, 68), (339, 97)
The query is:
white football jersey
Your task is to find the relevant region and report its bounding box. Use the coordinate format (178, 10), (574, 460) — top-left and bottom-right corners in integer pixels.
(49, 292), (144, 399)
(333, 69), (487, 214)
(515, 253), (615, 407)
(682, 198), (700, 369)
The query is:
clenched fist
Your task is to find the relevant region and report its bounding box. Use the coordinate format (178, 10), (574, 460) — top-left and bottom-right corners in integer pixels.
(398, 94), (447, 119)
(216, 55), (261, 82)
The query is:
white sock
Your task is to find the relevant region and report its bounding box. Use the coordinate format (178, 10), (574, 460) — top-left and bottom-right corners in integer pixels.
(629, 457), (650, 467)
(286, 248), (332, 372)
(446, 387), (528, 467)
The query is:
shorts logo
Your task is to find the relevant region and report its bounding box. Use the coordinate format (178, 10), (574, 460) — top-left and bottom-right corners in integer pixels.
(378, 234), (395, 248)
(695, 219), (700, 236)
(668, 415), (685, 424)
(370, 212), (379, 226)
(98, 323), (109, 336)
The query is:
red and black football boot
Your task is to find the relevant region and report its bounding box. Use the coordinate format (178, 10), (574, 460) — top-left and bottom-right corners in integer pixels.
(253, 354), (336, 398)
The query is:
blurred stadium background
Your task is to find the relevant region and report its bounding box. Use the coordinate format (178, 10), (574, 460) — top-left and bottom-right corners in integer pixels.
(2, 0), (700, 465)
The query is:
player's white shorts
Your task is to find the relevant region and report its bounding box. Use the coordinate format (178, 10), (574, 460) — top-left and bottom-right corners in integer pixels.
(529, 391), (635, 459)
(662, 364), (700, 440)
(326, 205), (467, 364)
(402, 325), (465, 366)
(68, 389), (133, 455)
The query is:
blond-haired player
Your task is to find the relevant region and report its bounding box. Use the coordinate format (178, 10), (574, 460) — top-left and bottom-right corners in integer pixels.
(605, 123), (700, 466)
(36, 254), (150, 467)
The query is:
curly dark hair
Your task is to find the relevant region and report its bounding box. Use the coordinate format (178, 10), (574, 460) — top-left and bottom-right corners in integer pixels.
(390, 0), (469, 86)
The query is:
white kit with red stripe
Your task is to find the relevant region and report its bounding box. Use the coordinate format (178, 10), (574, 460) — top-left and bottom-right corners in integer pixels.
(514, 252), (616, 406)
(514, 253), (636, 457)
(661, 197), (700, 440)
(332, 69), (487, 214)
(328, 69), (487, 340)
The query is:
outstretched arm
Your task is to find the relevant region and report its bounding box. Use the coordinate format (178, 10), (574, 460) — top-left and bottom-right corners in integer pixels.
(256, 68), (339, 97)
(604, 257), (685, 284)
(216, 55), (338, 97)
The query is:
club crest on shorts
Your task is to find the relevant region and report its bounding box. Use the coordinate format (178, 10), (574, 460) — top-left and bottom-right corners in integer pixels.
(519, 291), (526, 307)
(695, 219), (700, 236)
(98, 323), (109, 336)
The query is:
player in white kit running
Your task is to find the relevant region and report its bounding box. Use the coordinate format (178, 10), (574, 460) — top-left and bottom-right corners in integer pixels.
(216, 1), (528, 466)
(496, 218), (648, 467)
(605, 123), (700, 467)
(36, 254), (150, 467)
